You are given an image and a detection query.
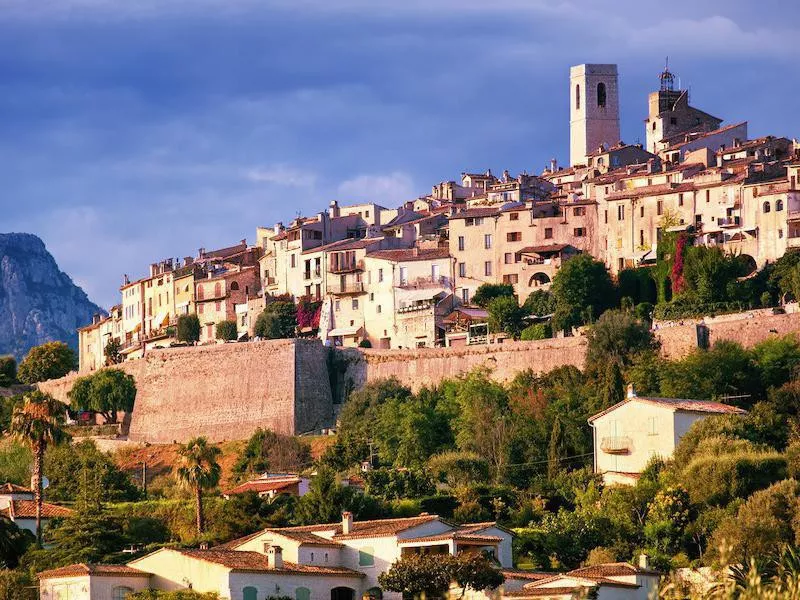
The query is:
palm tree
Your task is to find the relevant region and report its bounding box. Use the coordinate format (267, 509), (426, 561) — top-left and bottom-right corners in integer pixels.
(176, 437), (221, 535)
(9, 390), (67, 546)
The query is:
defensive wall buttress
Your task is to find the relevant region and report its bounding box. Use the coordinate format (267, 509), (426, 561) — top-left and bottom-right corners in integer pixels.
(38, 311), (800, 443)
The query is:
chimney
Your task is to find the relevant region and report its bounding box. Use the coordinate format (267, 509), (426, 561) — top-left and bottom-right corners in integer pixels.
(627, 384), (636, 398)
(198, 248), (206, 259)
(638, 554), (649, 570)
(342, 511), (353, 535)
(184, 256), (193, 266)
(646, 158), (656, 174)
(267, 545), (283, 569)
(329, 200), (341, 219)
(123, 274), (130, 285)
(274, 222), (283, 235)
(149, 263), (158, 277)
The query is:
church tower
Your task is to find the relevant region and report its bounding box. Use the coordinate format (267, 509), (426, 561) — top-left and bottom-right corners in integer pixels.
(569, 64), (621, 166)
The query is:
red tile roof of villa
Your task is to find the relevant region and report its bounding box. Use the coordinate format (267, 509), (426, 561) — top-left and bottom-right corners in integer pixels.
(588, 396), (746, 423)
(223, 478), (300, 496)
(38, 564), (150, 579)
(0, 483), (32, 494)
(178, 549), (364, 577)
(5, 500), (73, 519)
(568, 562), (660, 577)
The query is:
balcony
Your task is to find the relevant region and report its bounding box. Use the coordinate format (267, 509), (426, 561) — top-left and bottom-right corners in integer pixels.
(718, 216), (741, 228)
(265, 276), (277, 286)
(788, 210), (800, 222)
(328, 282), (365, 295)
(600, 436), (632, 454)
(329, 260), (364, 274)
(397, 276), (452, 290)
(303, 268), (323, 280)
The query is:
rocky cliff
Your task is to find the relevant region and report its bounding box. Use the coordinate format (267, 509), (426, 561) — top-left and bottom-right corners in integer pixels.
(0, 233), (102, 360)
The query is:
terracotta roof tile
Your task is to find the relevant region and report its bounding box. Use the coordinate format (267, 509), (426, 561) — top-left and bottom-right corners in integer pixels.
(179, 549), (363, 577)
(503, 587), (581, 597)
(588, 396), (746, 423)
(501, 569), (551, 582)
(568, 562), (660, 577)
(38, 564), (150, 579)
(266, 530), (343, 547)
(448, 207), (500, 220)
(301, 237), (384, 255)
(224, 479), (300, 496)
(6, 500), (73, 519)
(0, 483), (31, 494)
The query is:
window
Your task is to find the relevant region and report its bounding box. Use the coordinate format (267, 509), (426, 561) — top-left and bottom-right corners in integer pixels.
(604, 210), (608, 224)
(575, 84), (580, 110)
(378, 268), (384, 282)
(617, 205), (624, 221)
(779, 228), (784, 239)
(764, 201), (771, 213)
(597, 82), (607, 107)
(573, 206), (586, 216)
(706, 190), (710, 203)
(359, 546), (375, 567)
(652, 121), (657, 131)
(113, 587), (134, 600)
(507, 232), (521, 242)
(369, 293), (374, 301)
(509, 212), (519, 221)
(503, 274), (519, 284)
(296, 588), (311, 600)
(458, 262), (466, 277)
(399, 266), (408, 285)
(230, 281), (239, 291)
(461, 288), (469, 303)
(458, 236), (465, 251)
(777, 199), (784, 211)
(310, 552), (315, 562)
(640, 206), (644, 218)
(544, 227), (553, 239)
(678, 193), (684, 206)
(291, 254), (296, 268)
(377, 305), (382, 314)
(657, 200), (663, 216)
(352, 299), (359, 310)
(647, 416), (659, 436)
(484, 261), (492, 276)
(484, 234), (493, 249)
(670, 117), (677, 125)
(504, 252), (513, 264)
(574, 227), (585, 237)
(198, 304), (204, 315)
(475, 217), (484, 226)
(640, 230), (645, 247)
(335, 300), (340, 311)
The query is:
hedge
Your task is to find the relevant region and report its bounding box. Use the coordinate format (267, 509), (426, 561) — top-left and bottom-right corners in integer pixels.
(653, 300), (750, 320)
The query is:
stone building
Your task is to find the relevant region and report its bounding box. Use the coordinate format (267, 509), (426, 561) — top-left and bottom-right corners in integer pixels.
(569, 64), (620, 167)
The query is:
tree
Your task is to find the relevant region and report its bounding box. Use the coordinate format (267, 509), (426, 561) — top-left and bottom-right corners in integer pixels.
(176, 314), (201, 344)
(752, 334), (800, 391)
(472, 284), (515, 308)
(254, 301), (297, 339)
(17, 342), (76, 384)
(585, 310), (659, 377)
(0, 356), (16, 387)
(487, 296), (529, 339)
(550, 254), (615, 333)
(378, 553), (454, 599)
(103, 339), (123, 366)
(448, 553), (505, 596)
(232, 428), (312, 480)
(524, 290), (556, 317)
(427, 451), (490, 488)
(520, 323), (551, 341)
(67, 368), (136, 423)
(363, 468), (435, 500)
(215, 320), (238, 342)
(176, 437), (222, 535)
(9, 390), (67, 545)
(293, 466), (381, 525)
(44, 439), (140, 503)
(0, 517), (30, 569)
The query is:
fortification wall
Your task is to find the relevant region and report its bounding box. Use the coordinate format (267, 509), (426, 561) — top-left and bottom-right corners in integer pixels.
(38, 311), (800, 444)
(337, 337), (588, 394)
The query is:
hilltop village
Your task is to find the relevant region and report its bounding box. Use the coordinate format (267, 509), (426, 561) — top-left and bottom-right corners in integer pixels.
(76, 62), (800, 370)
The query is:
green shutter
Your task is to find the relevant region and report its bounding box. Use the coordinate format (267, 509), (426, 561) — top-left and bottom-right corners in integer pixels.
(359, 546), (375, 566)
(295, 587), (311, 600)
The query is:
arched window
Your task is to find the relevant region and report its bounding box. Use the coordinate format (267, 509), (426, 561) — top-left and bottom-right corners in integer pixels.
(295, 588), (311, 600)
(776, 199), (784, 211)
(242, 587), (257, 600)
(113, 587), (134, 600)
(575, 84), (580, 110)
(597, 82), (607, 107)
(230, 281), (240, 291)
(763, 201), (771, 213)
(214, 282), (222, 297)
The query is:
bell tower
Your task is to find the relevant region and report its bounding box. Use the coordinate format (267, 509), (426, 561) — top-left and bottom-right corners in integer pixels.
(569, 64), (621, 166)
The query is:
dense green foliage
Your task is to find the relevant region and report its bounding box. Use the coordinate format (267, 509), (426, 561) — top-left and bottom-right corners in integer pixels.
(68, 368), (136, 423)
(487, 295), (528, 339)
(551, 254), (616, 332)
(214, 320), (238, 341)
(16, 343), (75, 384)
(254, 301), (297, 339)
(0, 356), (17, 387)
(379, 552), (504, 598)
(232, 428), (312, 480)
(176, 314), (201, 344)
(472, 283), (515, 307)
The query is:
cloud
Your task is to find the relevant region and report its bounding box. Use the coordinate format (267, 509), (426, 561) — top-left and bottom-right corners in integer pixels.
(336, 173), (417, 206)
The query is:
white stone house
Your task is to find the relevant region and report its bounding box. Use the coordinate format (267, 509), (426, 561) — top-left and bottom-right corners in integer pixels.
(588, 387), (746, 486)
(0, 483), (73, 536)
(501, 560), (660, 600)
(38, 513), (514, 600)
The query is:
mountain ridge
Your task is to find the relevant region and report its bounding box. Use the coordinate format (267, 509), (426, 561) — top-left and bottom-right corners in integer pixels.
(0, 232), (103, 361)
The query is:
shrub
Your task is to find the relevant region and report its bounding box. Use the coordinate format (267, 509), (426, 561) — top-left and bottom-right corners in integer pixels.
(176, 314), (201, 344)
(254, 301), (297, 339)
(428, 451), (490, 488)
(523, 290), (555, 316)
(214, 320), (238, 341)
(359, 339), (372, 348)
(0, 356), (16, 387)
(17, 342), (76, 383)
(472, 283), (515, 308)
(520, 323), (551, 341)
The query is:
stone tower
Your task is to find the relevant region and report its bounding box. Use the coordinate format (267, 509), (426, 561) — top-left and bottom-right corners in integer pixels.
(569, 64), (621, 166)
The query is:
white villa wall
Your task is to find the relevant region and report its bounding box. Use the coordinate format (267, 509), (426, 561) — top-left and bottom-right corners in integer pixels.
(40, 575), (151, 600)
(129, 550), (231, 596)
(227, 572), (363, 600)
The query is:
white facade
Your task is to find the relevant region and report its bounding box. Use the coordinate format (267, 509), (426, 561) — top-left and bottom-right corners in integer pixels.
(588, 391), (746, 485)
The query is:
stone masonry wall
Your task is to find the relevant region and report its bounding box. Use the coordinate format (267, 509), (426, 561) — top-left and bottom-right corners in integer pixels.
(39, 311), (800, 443)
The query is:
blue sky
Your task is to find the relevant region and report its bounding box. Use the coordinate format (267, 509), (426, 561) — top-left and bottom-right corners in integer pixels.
(2, 0), (798, 308)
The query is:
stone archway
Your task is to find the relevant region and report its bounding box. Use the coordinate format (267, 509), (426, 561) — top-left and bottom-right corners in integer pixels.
(528, 272), (551, 288)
